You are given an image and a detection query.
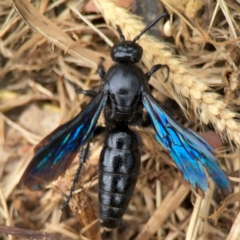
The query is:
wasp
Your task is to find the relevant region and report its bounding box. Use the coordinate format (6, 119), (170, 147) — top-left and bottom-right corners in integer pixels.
(21, 14), (232, 228)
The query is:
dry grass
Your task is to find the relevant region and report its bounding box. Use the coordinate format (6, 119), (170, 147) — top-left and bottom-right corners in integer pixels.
(0, 0), (239, 239)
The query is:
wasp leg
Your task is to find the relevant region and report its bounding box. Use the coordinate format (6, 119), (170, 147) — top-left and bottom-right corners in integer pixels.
(140, 114), (152, 127)
(64, 78), (97, 97)
(93, 125), (106, 137)
(61, 126), (106, 210)
(60, 142), (90, 211)
(98, 57), (106, 80)
(145, 64), (170, 82)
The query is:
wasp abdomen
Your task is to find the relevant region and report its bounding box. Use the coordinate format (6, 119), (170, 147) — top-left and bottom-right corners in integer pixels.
(99, 127), (141, 228)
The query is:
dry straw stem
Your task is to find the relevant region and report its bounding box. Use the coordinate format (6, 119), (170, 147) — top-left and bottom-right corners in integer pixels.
(226, 211), (240, 240)
(94, 0), (240, 147)
(11, 0), (111, 71)
(135, 182), (190, 240)
(0, 225), (70, 240)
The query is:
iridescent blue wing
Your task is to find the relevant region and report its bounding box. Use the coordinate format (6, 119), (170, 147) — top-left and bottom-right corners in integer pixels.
(142, 93), (232, 194)
(21, 92), (107, 190)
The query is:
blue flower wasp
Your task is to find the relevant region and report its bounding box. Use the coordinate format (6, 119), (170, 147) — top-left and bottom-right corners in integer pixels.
(20, 13), (232, 228)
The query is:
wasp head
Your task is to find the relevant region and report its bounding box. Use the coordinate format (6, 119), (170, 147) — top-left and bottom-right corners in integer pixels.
(110, 13), (168, 64)
(110, 41), (143, 63)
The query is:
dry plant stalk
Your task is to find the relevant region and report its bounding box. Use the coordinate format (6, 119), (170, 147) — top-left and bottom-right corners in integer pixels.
(136, 182), (190, 240)
(94, 0), (240, 147)
(11, 0), (106, 69)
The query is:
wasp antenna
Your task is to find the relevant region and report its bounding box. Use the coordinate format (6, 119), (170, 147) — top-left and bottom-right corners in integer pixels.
(116, 25), (125, 42)
(132, 13), (168, 43)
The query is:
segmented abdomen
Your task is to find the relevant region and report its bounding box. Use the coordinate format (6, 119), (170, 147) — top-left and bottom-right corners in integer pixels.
(99, 126), (141, 228)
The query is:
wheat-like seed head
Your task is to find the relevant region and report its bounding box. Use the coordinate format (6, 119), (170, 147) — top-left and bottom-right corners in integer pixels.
(94, 0), (240, 146)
